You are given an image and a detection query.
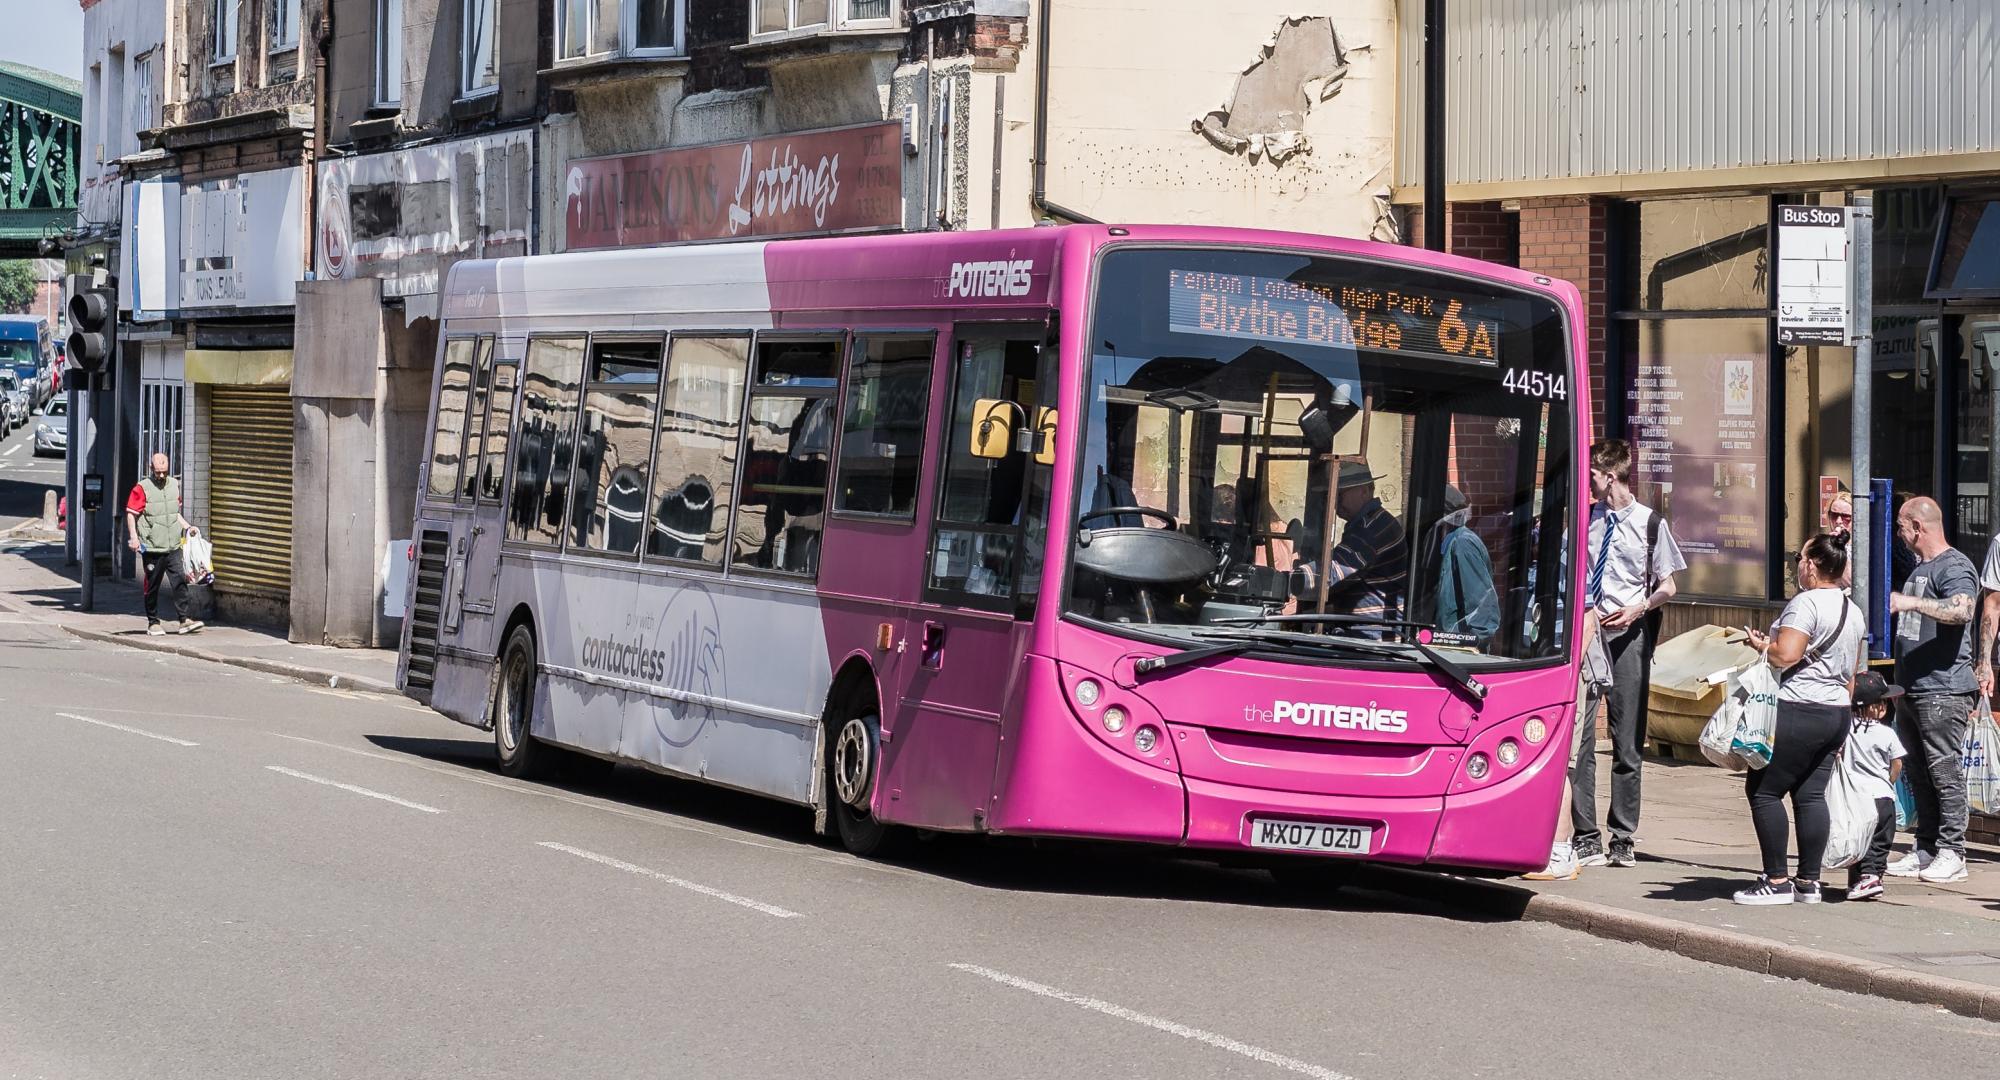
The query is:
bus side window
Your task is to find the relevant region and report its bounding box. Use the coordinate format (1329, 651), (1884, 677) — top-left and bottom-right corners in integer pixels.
(506, 336), (585, 546)
(929, 336), (1043, 606)
(834, 336), (933, 518)
(427, 338), (478, 501)
(572, 337), (664, 555)
(477, 358), (519, 503)
(649, 335), (749, 566)
(730, 338), (839, 576)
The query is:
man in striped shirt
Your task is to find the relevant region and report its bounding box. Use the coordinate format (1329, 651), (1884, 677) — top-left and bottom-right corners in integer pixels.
(1299, 459), (1408, 633)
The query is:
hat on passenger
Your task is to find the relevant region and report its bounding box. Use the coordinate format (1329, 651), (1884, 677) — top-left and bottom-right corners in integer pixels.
(1443, 484), (1468, 512)
(1336, 458), (1383, 490)
(1851, 672), (1904, 708)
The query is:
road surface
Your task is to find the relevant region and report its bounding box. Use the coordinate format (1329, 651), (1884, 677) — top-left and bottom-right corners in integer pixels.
(1, 618), (1994, 1079)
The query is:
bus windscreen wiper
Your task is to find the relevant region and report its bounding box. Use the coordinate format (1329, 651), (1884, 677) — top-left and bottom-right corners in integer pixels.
(1133, 627), (1388, 679)
(1209, 614), (1488, 702)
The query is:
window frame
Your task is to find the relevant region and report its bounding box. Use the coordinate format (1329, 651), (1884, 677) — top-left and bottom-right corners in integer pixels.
(568, 332), (669, 561)
(505, 333), (591, 551)
(554, 0), (596, 61)
(461, 0), (501, 98)
(1924, 189), (2000, 301)
(623, 0), (688, 56)
(749, 0), (898, 42)
(920, 322), (1053, 614)
(828, 330), (937, 523)
(212, 0), (241, 63)
(454, 337), (497, 506)
(271, 0), (301, 51)
(475, 350), (522, 508)
(724, 331), (845, 581)
(374, 0), (404, 106)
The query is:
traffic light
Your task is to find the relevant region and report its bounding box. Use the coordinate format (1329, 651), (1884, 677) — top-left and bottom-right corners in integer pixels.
(66, 275), (117, 373)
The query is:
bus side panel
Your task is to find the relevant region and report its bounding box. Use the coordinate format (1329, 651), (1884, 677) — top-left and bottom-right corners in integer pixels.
(516, 557), (834, 806)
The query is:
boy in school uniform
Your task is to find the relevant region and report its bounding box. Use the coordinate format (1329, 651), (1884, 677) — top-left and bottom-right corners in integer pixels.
(1845, 673), (1909, 901)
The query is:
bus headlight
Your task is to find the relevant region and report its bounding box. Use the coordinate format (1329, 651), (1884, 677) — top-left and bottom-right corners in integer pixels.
(1497, 739), (1521, 767)
(1075, 679), (1101, 707)
(1523, 716), (1547, 744)
(1102, 706), (1127, 734)
(1133, 726), (1159, 754)
(1466, 753), (1490, 780)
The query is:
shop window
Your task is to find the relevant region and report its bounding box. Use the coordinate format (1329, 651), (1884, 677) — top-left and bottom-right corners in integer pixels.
(834, 336), (932, 518)
(1627, 318), (1769, 600)
(428, 338), (480, 501)
(649, 335), (749, 565)
(1625, 197), (1768, 311)
(476, 359), (518, 503)
(1928, 195), (2000, 299)
(1872, 186), (1944, 306)
(507, 336), (585, 546)
(573, 338), (663, 555)
(730, 339), (838, 575)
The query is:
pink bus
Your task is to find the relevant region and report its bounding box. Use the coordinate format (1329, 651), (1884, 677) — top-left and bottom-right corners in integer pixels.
(399, 224), (1586, 876)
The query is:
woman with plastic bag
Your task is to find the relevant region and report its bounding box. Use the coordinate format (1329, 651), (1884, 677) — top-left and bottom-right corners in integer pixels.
(1734, 534), (1869, 906)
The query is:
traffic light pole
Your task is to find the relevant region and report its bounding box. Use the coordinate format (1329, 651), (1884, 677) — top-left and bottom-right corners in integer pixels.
(78, 384), (93, 612)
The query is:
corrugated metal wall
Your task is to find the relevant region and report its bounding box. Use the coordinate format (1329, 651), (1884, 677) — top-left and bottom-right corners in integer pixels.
(205, 386), (295, 598)
(1397, 0), (2000, 188)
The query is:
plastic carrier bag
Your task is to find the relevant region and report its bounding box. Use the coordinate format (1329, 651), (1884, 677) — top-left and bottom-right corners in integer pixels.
(1700, 661), (1779, 771)
(1894, 773), (1917, 830)
(1822, 746), (1876, 870)
(1966, 696), (2000, 817)
(182, 532), (215, 585)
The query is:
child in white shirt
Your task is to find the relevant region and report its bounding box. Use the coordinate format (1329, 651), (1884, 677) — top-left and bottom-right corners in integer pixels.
(1845, 673), (1908, 901)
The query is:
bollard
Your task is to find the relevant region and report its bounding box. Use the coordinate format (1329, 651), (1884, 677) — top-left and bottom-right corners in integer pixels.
(41, 489), (56, 528)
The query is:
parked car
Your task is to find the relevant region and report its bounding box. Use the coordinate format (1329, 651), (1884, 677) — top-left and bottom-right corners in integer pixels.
(0, 371), (25, 432)
(33, 397), (67, 457)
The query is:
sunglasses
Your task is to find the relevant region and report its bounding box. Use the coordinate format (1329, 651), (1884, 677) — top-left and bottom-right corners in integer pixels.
(1828, 510), (1853, 521)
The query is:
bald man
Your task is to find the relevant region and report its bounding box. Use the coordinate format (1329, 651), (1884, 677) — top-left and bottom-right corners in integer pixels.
(1885, 496), (1975, 883)
(125, 452), (203, 637)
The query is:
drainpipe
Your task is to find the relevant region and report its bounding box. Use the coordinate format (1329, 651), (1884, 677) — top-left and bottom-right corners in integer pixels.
(1031, 0), (1098, 225)
(307, 2), (333, 274)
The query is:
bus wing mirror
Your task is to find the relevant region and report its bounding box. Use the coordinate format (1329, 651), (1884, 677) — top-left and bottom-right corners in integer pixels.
(970, 399), (1021, 460)
(1033, 406), (1058, 466)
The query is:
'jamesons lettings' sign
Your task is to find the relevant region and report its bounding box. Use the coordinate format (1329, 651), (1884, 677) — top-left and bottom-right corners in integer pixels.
(563, 122), (904, 250)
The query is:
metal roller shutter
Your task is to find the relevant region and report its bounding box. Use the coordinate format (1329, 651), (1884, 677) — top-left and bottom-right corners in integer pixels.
(206, 386), (294, 597)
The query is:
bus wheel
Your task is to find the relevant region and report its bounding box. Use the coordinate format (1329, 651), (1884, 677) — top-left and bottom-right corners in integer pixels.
(828, 711), (899, 857)
(494, 624), (548, 779)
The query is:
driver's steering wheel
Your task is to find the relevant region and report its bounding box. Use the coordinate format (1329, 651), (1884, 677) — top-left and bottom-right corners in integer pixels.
(1078, 505), (1178, 530)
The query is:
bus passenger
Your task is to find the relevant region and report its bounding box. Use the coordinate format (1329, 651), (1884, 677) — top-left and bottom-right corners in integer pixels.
(1435, 485), (1499, 646)
(1296, 459), (1407, 632)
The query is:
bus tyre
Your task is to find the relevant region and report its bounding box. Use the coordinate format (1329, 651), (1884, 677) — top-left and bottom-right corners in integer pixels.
(828, 711), (899, 857)
(494, 624), (549, 779)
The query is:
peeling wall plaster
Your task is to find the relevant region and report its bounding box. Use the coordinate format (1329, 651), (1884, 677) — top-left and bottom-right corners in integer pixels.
(1193, 16), (1350, 165)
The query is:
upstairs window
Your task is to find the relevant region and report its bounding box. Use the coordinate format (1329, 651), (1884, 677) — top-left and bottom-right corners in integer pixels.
(272, 0), (301, 50)
(628, 0), (684, 53)
(753, 0), (896, 38)
(375, 0), (403, 106)
(213, 0), (241, 62)
(463, 0), (499, 95)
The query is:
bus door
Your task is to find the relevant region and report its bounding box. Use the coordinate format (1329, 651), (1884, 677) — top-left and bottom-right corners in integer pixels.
(455, 341), (517, 637)
(884, 324), (1055, 829)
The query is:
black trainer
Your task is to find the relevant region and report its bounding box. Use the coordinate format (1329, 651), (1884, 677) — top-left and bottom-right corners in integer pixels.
(1607, 840), (1637, 867)
(1733, 876), (1796, 906)
(1794, 880), (1823, 905)
(1573, 838), (1608, 867)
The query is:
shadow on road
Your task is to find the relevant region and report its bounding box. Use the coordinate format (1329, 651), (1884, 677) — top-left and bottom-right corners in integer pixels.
(362, 731), (1529, 924)
(1642, 875), (1742, 903)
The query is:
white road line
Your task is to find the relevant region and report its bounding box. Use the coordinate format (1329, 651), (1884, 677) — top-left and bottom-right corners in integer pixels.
(57, 711), (200, 747)
(948, 964), (1357, 1080)
(537, 841), (803, 919)
(264, 765), (443, 813)
(2, 444), (18, 456)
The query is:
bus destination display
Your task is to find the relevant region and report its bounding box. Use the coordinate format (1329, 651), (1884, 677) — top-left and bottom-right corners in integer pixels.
(1167, 269), (1505, 365)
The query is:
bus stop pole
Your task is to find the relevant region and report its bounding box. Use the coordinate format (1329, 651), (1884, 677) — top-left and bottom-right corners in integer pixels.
(1422, 0), (1446, 252)
(1849, 196), (1874, 642)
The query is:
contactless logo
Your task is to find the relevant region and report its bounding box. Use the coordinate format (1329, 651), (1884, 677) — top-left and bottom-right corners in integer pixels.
(1242, 700), (1410, 734)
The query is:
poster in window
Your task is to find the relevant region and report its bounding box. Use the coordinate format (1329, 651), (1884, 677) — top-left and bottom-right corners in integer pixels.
(1630, 351), (1768, 597)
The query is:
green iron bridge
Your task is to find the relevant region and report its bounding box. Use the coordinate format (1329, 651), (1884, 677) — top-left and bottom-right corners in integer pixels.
(0, 62), (81, 260)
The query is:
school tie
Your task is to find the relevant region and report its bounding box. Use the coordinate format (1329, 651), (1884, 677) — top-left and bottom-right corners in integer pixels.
(1587, 511), (1617, 608)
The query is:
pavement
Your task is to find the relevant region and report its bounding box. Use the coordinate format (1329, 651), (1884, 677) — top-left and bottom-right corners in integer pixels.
(1, 528), (1998, 1030)
(3, 619), (1994, 1079)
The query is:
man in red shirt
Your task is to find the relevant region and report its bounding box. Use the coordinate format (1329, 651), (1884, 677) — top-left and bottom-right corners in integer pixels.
(125, 452), (202, 636)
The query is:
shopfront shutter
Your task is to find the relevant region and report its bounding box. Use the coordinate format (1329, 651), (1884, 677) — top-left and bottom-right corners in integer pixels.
(206, 386), (294, 597)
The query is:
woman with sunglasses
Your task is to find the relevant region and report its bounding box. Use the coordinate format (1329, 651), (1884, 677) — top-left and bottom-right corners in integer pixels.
(1736, 533), (1869, 905)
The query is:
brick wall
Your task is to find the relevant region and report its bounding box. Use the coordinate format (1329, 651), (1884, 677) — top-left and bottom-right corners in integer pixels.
(1972, 814), (2000, 848)
(1516, 196), (1613, 440)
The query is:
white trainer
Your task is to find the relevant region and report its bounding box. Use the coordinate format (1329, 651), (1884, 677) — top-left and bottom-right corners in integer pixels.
(1885, 850), (1933, 878)
(1917, 849), (1970, 884)
(1525, 842), (1579, 881)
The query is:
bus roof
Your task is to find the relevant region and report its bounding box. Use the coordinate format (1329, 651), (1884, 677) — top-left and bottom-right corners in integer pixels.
(439, 224), (1574, 324)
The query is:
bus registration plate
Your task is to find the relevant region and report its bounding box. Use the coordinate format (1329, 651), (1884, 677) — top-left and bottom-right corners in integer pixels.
(1249, 818), (1371, 855)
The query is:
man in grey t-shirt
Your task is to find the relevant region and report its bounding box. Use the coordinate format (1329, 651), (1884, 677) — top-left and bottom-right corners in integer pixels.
(1886, 497), (1976, 883)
